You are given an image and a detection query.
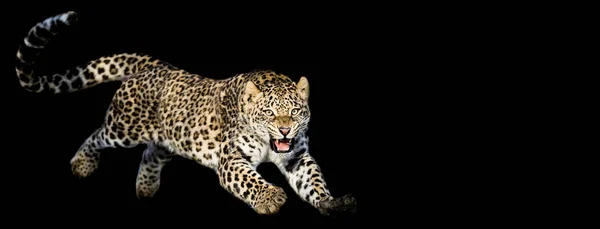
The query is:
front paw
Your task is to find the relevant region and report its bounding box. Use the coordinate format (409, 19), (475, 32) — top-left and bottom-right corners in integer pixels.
(254, 186), (288, 215)
(318, 194), (357, 216)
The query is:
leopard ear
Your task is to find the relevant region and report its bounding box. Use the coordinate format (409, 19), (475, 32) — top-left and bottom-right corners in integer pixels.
(297, 76), (309, 100)
(245, 81), (262, 102)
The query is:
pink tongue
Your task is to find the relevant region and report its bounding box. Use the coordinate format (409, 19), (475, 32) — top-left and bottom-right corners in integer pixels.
(276, 140), (290, 151)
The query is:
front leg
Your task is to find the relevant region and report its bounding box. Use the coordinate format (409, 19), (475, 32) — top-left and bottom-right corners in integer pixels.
(278, 149), (357, 216)
(218, 155), (287, 215)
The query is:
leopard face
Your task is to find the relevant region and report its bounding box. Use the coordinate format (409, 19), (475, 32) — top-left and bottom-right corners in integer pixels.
(244, 76), (310, 153)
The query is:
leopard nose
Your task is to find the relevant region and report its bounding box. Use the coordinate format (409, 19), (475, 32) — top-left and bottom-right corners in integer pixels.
(279, 127), (290, 136)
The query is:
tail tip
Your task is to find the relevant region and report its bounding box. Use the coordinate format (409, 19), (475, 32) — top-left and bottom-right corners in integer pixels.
(59, 11), (79, 25)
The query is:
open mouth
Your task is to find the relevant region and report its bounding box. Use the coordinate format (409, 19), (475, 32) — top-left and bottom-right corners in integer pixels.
(271, 138), (294, 153)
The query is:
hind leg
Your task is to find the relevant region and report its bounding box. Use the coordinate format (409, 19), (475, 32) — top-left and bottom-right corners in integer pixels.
(70, 123), (141, 178)
(71, 74), (159, 178)
(70, 126), (108, 178)
(136, 143), (173, 198)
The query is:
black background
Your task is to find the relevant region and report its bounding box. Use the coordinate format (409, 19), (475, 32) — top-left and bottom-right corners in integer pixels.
(2, 3), (389, 226)
(0, 2), (489, 227)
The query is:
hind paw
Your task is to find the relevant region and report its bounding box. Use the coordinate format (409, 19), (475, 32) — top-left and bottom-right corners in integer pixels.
(70, 155), (99, 178)
(136, 178), (161, 199)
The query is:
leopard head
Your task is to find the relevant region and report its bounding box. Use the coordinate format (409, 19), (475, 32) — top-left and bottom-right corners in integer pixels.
(243, 75), (310, 153)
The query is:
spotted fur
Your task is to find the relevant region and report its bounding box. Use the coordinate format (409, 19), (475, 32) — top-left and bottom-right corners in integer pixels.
(15, 11), (356, 216)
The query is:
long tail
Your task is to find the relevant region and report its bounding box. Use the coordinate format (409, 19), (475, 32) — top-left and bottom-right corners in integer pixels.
(15, 11), (169, 94)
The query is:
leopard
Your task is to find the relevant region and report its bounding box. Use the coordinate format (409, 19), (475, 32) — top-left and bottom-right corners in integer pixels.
(14, 11), (357, 216)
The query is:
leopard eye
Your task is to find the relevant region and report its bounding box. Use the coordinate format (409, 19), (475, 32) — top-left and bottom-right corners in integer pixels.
(264, 110), (274, 116)
(291, 108), (300, 115)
